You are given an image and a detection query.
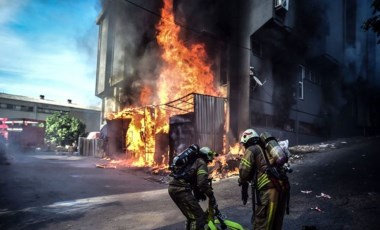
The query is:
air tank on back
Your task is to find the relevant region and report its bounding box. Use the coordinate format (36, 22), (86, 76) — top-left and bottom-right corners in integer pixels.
(169, 144), (199, 170)
(259, 132), (289, 166)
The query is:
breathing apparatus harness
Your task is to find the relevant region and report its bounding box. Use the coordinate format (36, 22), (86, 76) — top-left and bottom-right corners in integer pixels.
(258, 134), (291, 215)
(169, 144), (200, 180)
(169, 145), (214, 201)
(242, 132), (292, 224)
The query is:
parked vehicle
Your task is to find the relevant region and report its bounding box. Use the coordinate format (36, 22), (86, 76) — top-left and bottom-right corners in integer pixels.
(6, 118), (45, 151)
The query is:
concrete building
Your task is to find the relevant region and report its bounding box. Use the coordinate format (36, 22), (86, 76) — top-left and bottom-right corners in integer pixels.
(0, 93), (101, 134)
(95, 0), (379, 148)
(238, 0), (380, 144)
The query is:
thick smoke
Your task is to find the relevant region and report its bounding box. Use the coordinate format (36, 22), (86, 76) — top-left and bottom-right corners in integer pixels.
(173, 0), (233, 70)
(101, 0), (163, 107)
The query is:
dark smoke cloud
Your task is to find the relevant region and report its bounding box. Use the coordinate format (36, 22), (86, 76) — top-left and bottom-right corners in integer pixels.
(100, 0), (237, 108)
(294, 0), (329, 40)
(100, 0), (163, 107)
(173, 0), (233, 55)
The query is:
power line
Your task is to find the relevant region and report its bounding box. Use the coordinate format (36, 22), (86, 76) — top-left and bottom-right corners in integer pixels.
(121, 0), (205, 36)
(119, 0), (252, 51)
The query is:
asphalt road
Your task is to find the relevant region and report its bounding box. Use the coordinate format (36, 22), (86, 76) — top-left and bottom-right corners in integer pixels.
(0, 136), (379, 230)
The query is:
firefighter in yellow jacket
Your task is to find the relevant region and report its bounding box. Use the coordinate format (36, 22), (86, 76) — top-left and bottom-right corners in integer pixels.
(168, 146), (218, 230)
(239, 129), (289, 230)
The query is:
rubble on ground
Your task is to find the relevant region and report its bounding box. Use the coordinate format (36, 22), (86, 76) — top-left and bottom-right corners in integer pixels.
(289, 143), (337, 154)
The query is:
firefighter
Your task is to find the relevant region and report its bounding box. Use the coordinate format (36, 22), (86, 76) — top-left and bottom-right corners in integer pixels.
(239, 129), (289, 230)
(168, 146), (218, 230)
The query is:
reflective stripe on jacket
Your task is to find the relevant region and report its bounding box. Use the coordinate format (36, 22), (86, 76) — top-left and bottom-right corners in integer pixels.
(169, 157), (214, 197)
(239, 144), (272, 190)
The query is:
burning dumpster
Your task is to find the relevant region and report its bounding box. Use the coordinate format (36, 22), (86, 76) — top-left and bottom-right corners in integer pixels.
(105, 93), (225, 168)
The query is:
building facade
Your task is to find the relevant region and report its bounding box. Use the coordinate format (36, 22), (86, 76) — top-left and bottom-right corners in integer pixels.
(0, 93), (101, 134)
(245, 0), (380, 144)
(95, 0), (379, 147)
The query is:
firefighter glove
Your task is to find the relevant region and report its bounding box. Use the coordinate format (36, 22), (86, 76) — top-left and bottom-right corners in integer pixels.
(193, 188), (207, 201)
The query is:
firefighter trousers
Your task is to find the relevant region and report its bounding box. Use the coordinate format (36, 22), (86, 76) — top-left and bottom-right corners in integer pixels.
(168, 186), (206, 230)
(253, 187), (288, 230)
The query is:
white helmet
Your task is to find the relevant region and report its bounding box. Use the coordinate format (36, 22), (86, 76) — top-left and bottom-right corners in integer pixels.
(199, 146), (218, 161)
(240, 129), (259, 144)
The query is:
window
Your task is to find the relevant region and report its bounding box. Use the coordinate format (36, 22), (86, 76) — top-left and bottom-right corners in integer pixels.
(345, 0), (356, 46)
(97, 16), (109, 95)
(21, 106), (34, 112)
(275, 0), (289, 11)
(298, 65), (304, 100)
(37, 107), (67, 114)
(251, 39), (262, 57)
(299, 121), (320, 135)
(307, 69), (321, 85)
(251, 113), (274, 128)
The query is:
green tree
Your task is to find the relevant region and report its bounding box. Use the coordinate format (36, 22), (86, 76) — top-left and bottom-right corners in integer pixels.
(45, 112), (86, 146)
(362, 0), (380, 44)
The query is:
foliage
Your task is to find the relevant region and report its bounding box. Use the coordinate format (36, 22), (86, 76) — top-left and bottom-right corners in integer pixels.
(45, 112), (86, 146)
(362, 0), (380, 44)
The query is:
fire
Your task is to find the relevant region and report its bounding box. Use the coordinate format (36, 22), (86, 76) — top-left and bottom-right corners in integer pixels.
(156, 0), (222, 103)
(229, 142), (244, 155)
(209, 155), (240, 180)
(106, 0), (226, 169)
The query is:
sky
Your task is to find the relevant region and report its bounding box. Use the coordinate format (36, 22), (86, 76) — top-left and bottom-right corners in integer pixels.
(0, 0), (102, 107)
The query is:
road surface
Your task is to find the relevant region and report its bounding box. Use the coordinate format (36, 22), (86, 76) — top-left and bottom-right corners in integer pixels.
(0, 136), (379, 229)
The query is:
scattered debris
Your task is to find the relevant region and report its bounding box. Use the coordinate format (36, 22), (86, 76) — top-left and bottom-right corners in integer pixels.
(96, 164), (116, 169)
(288, 139), (351, 155)
(301, 190), (313, 194)
(310, 206), (324, 212)
(316, 193), (331, 199)
(289, 145), (320, 154)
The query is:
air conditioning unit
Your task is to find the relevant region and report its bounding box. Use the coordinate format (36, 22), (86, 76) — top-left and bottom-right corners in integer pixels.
(275, 0), (289, 11)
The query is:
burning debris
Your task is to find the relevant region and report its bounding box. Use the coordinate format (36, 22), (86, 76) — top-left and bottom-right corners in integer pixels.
(209, 153), (241, 180)
(104, 0), (228, 171)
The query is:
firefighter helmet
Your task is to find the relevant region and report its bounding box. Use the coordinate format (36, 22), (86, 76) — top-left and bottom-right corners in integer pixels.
(240, 129), (259, 144)
(199, 146), (218, 162)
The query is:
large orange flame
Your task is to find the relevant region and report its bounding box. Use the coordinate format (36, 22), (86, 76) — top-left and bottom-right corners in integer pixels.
(156, 0), (222, 103)
(107, 0), (229, 169)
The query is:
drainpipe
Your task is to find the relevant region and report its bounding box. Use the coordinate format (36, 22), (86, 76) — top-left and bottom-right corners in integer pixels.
(228, 0), (253, 141)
